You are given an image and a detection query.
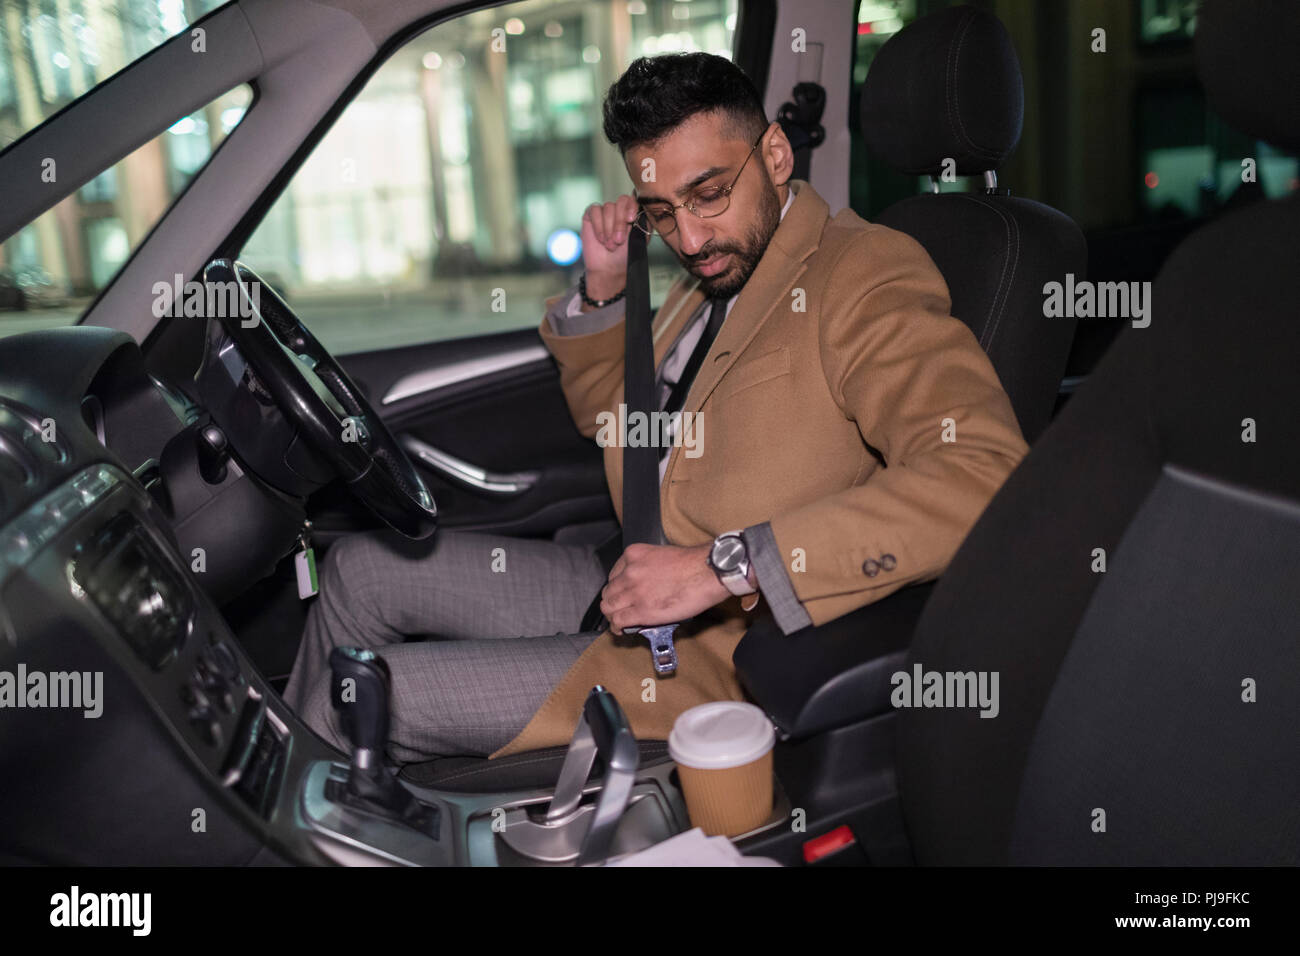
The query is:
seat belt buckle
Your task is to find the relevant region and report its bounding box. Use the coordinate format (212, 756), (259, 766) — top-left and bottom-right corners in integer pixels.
(624, 624), (679, 675)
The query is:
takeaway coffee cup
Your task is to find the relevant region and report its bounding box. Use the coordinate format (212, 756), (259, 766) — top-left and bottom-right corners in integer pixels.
(668, 701), (776, 837)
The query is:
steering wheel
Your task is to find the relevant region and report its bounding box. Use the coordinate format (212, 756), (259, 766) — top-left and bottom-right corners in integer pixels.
(201, 258), (437, 539)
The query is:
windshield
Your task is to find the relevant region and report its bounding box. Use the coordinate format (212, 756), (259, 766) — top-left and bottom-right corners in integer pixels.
(0, 1), (239, 337)
(0, 1), (230, 149)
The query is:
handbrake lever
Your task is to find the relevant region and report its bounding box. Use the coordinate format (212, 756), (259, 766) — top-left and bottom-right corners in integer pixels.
(498, 686), (640, 865)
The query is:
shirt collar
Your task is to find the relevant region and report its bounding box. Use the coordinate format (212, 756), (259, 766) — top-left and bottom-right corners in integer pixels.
(779, 185), (795, 220)
(718, 185), (795, 316)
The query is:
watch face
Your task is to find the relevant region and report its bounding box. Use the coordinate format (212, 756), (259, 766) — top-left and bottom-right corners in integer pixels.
(711, 535), (746, 573)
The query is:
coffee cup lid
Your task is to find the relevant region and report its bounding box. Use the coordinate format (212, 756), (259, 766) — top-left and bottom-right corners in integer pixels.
(668, 701), (775, 770)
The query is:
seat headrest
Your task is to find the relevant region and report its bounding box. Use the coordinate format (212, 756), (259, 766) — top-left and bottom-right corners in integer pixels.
(859, 5), (1023, 176)
(1196, 0), (1300, 152)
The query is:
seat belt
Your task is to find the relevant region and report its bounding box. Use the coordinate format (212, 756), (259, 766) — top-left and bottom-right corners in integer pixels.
(577, 287), (726, 631)
(576, 236), (729, 677)
(579, 225), (658, 635)
(577, 228), (744, 674)
(619, 224), (663, 550)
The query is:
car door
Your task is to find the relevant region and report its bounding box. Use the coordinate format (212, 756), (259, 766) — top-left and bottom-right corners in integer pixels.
(322, 328), (616, 541)
(225, 0), (763, 544)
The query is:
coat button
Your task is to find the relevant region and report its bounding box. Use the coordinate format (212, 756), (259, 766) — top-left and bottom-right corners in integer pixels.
(880, 553), (896, 571)
(862, 558), (880, 577)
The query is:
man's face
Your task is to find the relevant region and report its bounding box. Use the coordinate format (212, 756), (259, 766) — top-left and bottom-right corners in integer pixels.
(626, 112), (786, 299)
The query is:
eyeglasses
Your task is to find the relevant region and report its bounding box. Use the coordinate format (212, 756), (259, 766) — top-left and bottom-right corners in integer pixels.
(628, 129), (766, 238)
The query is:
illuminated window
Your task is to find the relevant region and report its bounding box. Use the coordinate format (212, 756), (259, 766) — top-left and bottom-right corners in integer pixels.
(241, 0), (740, 354)
(1, 86), (249, 332)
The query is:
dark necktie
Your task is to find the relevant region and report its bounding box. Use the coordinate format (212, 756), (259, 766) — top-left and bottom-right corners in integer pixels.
(657, 295), (729, 460)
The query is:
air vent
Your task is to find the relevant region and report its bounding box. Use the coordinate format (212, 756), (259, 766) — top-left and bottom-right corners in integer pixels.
(0, 398), (67, 466)
(0, 397), (70, 517)
(0, 465), (120, 582)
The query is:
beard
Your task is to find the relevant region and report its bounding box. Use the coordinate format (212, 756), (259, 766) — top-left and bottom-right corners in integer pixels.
(680, 175), (783, 300)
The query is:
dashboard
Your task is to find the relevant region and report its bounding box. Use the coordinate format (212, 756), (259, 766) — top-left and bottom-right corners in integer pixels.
(13, 326), (313, 600)
(0, 325), (631, 867)
(0, 325), (347, 864)
(0, 327), (193, 521)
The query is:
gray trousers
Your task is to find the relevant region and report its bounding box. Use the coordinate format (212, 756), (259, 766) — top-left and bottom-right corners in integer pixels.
(282, 529), (609, 763)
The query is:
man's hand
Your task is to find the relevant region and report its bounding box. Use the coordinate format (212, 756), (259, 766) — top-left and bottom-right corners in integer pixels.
(579, 194), (640, 307)
(600, 542), (733, 634)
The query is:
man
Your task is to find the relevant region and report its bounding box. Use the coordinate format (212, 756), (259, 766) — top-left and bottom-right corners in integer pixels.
(284, 53), (1028, 762)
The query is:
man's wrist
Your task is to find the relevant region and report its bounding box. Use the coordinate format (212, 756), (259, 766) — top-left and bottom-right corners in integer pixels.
(700, 542), (761, 610)
(580, 272), (625, 309)
(708, 531), (758, 596)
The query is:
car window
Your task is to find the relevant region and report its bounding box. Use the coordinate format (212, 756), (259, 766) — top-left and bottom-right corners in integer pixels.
(0, 85), (249, 337)
(0, 0), (231, 149)
(0, 1), (243, 338)
(240, 0), (739, 355)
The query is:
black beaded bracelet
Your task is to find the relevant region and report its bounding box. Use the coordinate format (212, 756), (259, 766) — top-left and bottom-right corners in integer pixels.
(579, 273), (626, 308)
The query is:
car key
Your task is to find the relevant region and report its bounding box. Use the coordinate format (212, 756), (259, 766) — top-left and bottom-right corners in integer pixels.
(294, 520), (318, 599)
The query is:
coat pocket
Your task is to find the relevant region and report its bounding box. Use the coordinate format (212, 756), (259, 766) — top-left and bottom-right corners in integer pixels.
(713, 347), (792, 401)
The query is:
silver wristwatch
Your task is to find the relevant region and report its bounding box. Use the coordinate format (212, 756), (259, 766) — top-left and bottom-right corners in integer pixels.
(708, 530), (757, 596)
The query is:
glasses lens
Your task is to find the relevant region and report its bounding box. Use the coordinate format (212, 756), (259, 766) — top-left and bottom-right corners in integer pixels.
(641, 205), (675, 236)
(691, 188), (730, 219)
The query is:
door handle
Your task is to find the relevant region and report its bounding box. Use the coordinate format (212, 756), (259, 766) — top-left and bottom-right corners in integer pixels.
(400, 435), (539, 496)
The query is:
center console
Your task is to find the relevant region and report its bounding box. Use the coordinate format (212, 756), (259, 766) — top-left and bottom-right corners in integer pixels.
(297, 679), (792, 867)
(0, 463), (789, 866)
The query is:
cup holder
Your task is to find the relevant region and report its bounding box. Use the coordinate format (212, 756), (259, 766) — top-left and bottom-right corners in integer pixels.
(490, 784), (681, 864)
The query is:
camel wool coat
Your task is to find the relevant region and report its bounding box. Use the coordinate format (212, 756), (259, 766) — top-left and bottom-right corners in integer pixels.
(490, 179), (1028, 758)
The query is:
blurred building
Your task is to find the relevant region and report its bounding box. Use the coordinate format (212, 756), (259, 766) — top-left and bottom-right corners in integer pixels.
(0, 0), (235, 297)
(1, 0), (1293, 351)
(241, 0), (737, 292)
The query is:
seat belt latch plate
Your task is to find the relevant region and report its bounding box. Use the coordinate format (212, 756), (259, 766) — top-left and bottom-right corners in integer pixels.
(627, 624), (678, 675)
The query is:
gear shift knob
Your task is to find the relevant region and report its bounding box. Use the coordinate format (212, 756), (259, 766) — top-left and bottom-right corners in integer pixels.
(329, 646), (391, 771)
(324, 646), (440, 837)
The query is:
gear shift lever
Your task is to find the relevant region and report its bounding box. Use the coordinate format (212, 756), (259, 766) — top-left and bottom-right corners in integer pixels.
(327, 647), (438, 836)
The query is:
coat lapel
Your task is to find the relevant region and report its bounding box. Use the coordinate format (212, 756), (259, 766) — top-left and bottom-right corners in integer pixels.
(659, 179), (829, 486)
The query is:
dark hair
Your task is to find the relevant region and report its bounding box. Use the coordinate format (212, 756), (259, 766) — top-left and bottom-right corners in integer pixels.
(601, 53), (768, 154)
